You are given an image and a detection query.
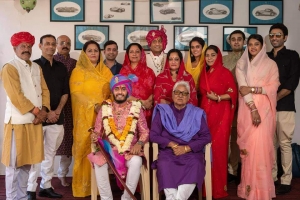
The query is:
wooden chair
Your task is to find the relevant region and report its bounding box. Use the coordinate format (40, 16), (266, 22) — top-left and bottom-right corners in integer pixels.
(91, 143), (150, 200)
(152, 143), (212, 200)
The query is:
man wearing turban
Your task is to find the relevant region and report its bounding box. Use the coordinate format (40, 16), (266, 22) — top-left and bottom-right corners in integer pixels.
(1, 31), (50, 200)
(146, 25), (168, 76)
(89, 74), (149, 200)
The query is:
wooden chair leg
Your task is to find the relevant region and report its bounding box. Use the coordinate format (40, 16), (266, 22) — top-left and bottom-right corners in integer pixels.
(91, 168), (98, 200)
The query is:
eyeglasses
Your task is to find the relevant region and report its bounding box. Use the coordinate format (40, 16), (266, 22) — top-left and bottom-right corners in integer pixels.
(173, 90), (189, 96)
(269, 33), (282, 38)
(58, 41), (71, 46)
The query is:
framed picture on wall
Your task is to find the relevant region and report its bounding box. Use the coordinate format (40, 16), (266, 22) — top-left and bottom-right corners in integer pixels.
(100, 0), (134, 22)
(199, 0), (233, 24)
(223, 26), (257, 51)
(249, 0), (283, 25)
(50, 0), (85, 22)
(124, 25), (159, 50)
(74, 25), (109, 50)
(174, 26), (208, 51)
(150, 0), (184, 24)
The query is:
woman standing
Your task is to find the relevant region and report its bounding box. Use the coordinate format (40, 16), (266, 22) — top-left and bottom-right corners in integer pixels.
(70, 40), (113, 197)
(236, 34), (279, 200)
(199, 45), (237, 199)
(154, 49), (197, 106)
(185, 37), (207, 94)
(120, 43), (156, 126)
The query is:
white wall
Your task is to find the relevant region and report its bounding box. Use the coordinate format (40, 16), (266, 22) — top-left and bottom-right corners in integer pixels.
(0, 0), (300, 174)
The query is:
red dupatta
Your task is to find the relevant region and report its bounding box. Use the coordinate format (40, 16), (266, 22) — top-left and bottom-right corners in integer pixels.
(120, 48), (155, 126)
(153, 60), (198, 106)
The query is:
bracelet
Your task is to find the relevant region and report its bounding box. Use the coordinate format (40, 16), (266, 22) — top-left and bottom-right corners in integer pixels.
(137, 141), (144, 146)
(217, 95), (221, 103)
(184, 146), (188, 153)
(251, 108), (258, 112)
(172, 144), (178, 149)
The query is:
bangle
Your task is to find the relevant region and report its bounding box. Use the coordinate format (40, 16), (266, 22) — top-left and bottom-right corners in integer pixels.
(251, 108), (258, 112)
(137, 141), (144, 146)
(172, 144), (178, 148)
(217, 95), (221, 102)
(184, 146), (188, 153)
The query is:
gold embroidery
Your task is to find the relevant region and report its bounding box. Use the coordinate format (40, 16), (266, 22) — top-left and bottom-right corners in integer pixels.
(152, 32), (156, 37)
(115, 76), (119, 83)
(241, 149), (248, 156)
(246, 185), (251, 196)
(227, 87), (233, 92)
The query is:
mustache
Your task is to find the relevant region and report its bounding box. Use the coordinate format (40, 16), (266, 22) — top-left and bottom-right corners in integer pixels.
(62, 47), (69, 50)
(22, 51), (31, 55)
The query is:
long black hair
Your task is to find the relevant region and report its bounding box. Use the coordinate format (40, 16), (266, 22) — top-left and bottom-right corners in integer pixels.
(189, 37), (205, 62)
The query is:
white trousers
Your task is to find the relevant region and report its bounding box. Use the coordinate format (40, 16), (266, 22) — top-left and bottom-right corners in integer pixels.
(272, 111), (295, 185)
(57, 155), (72, 177)
(94, 155), (142, 200)
(27, 124), (64, 191)
(164, 184), (196, 200)
(6, 130), (31, 200)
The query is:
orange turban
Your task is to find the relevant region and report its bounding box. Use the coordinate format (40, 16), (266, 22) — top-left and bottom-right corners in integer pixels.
(10, 32), (35, 47)
(146, 25), (168, 51)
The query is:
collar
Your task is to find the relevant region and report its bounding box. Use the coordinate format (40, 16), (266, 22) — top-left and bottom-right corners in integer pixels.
(104, 59), (117, 66)
(40, 56), (55, 65)
(55, 53), (70, 60)
(227, 51), (243, 59)
(150, 51), (164, 58)
(14, 55), (32, 66)
(270, 46), (287, 56)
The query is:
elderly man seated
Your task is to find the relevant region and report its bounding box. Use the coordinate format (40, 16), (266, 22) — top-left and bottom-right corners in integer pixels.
(150, 80), (211, 200)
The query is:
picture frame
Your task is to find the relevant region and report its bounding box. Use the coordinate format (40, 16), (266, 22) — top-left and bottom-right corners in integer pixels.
(223, 26), (257, 51)
(74, 25), (109, 50)
(150, 0), (184, 24)
(174, 26), (208, 51)
(249, 0), (283, 25)
(50, 0), (85, 22)
(124, 25), (159, 50)
(100, 0), (134, 22)
(199, 0), (233, 24)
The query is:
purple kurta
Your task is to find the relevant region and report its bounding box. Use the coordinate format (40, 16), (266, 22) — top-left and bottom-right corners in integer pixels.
(150, 104), (211, 192)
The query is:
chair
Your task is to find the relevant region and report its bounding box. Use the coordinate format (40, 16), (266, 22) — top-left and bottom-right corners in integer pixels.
(91, 143), (151, 200)
(152, 143), (212, 200)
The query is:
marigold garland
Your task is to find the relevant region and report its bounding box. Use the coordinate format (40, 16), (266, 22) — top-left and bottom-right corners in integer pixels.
(102, 99), (141, 154)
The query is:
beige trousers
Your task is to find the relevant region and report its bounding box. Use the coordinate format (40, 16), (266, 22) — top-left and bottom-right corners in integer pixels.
(272, 111), (295, 185)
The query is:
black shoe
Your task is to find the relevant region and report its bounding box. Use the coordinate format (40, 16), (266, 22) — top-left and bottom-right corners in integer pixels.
(27, 191), (36, 200)
(227, 173), (237, 183)
(276, 184), (291, 195)
(274, 180), (280, 187)
(38, 188), (62, 198)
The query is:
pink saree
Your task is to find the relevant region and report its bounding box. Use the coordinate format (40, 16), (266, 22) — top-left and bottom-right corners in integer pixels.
(236, 45), (279, 200)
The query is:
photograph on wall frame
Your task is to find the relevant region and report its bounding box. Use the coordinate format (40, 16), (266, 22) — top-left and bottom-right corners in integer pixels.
(124, 25), (159, 50)
(74, 25), (109, 50)
(50, 0), (85, 22)
(199, 0), (233, 24)
(150, 0), (184, 24)
(249, 0), (283, 25)
(100, 0), (134, 22)
(223, 26), (257, 51)
(174, 26), (208, 51)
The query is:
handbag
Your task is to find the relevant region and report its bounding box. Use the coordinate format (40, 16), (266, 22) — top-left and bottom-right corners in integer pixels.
(292, 143), (300, 177)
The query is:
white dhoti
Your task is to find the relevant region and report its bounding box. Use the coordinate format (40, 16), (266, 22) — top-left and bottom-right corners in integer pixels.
(57, 155), (72, 177)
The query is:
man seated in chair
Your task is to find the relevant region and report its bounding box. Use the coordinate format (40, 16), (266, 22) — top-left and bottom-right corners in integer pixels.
(150, 80), (211, 200)
(90, 74), (149, 200)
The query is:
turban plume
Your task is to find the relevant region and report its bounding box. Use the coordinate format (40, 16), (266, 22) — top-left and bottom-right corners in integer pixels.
(11, 32), (35, 47)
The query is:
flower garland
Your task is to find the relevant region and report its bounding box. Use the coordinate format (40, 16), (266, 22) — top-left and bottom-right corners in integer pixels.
(102, 99), (141, 154)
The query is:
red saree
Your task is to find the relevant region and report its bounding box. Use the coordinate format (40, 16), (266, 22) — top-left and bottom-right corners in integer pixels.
(120, 49), (155, 127)
(199, 47), (237, 199)
(154, 60), (198, 106)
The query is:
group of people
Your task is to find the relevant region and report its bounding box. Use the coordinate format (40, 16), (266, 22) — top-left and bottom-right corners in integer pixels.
(1, 23), (299, 200)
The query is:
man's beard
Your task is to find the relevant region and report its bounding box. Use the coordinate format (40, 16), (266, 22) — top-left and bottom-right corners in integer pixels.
(113, 94), (129, 104)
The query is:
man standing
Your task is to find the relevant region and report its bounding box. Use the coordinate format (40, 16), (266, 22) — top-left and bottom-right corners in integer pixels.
(223, 30), (245, 183)
(90, 74), (149, 199)
(146, 26), (168, 76)
(103, 40), (122, 75)
(1, 32), (50, 200)
(268, 23), (300, 195)
(27, 34), (69, 199)
(53, 35), (77, 187)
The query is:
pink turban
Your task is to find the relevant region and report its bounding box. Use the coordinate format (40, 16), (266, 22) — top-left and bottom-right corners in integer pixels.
(10, 32), (35, 47)
(146, 25), (168, 51)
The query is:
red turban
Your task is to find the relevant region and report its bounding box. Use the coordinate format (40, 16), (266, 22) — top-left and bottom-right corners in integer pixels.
(10, 32), (35, 47)
(146, 25), (168, 51)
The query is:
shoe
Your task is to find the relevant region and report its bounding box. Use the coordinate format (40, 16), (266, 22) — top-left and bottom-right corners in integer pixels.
(38, 188), (63, 198)
(227, 173), (237, 183)
(276, 184), (291, 195)
(27, 191), (36, 200)
(274, 180), (280, 187)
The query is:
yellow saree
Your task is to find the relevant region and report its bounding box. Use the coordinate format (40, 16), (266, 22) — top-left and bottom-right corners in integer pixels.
(70, 51), (113, 197)
(185, 44), (207, 92)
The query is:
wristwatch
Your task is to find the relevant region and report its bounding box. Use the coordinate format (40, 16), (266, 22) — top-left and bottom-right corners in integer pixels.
(251, 87), (255, 93)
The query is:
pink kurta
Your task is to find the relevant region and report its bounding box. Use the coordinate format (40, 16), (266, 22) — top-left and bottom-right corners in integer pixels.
(236, 45), (279, 200)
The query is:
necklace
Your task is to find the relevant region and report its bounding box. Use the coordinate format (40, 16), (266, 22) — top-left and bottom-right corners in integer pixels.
(150, 53), (164, 74)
